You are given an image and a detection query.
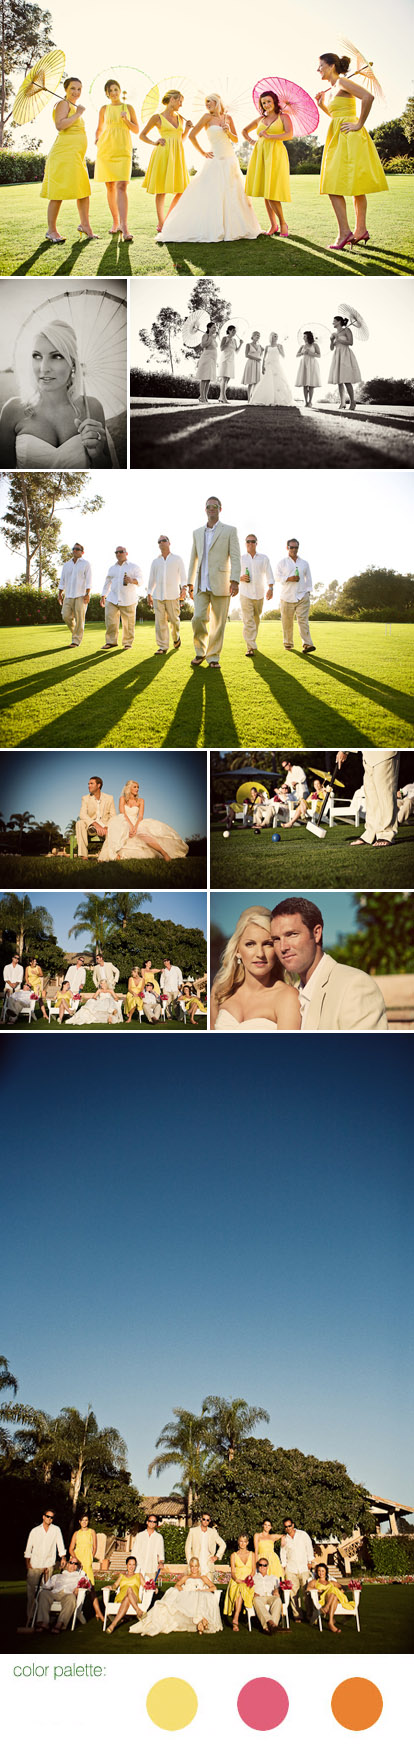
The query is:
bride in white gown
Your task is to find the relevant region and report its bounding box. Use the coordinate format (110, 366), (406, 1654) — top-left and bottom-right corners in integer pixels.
(130, 1560), (222, 1636)
(250, 333), (293, 407)
(210, 905), (301, 1032)
(0, 320), (117, 469)
(98, 779), (189, 863)
(157, 94), (262, 243)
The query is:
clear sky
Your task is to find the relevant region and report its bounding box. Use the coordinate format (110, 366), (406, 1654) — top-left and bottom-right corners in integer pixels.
(10, 0), (410, 158)
(1, 470), (412, 595)
(1, 1036), (413, 1505)
(211, 890), (358, 949)
(0, 750), (207, 838)
(0, 889), (207, 948)
(131, 278), (414, 386)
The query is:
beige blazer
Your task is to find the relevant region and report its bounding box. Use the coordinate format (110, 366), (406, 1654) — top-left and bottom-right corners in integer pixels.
(78, 792), (116, 825)
(188, 522), (241, 596)
(185, 1525), (226, 1568)
(301, 954), (388, 1031)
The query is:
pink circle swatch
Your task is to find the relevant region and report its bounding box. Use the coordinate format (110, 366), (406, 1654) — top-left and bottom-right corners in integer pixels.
(237, 1679), (289, 1732)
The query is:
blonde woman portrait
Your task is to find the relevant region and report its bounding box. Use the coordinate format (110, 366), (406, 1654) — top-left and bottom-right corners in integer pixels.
(98, 778), (189, 863)
(157, 94), (261, 243)
(0, 321), (113, 469)
(95, 79), (139, 241)
(211, 905), (301, 1032)
(41, 76), (97, 244)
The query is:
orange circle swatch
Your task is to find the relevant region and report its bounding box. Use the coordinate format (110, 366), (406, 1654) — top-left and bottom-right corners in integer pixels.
(331, 1679), (383, 1732)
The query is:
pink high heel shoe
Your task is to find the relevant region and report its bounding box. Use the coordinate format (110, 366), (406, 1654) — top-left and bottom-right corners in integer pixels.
(279, 224), (289, 238)
(349, 229), (370, 245)
(329, 232), (353, 251)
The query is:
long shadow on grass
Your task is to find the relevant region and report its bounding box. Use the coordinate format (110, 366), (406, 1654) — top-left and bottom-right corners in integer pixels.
(1, 645), (65, 666)
(13, 242), (58, 276)
(252, 652), (364, 745)
(21, 654), (167, 747)
(308, 657), (414, 728)
(162, 667), (239, 748)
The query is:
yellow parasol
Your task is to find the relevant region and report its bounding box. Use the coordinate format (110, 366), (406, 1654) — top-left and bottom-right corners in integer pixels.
(12, 49), (66, 125)
(236, 781), (269, 806)
(308, 767), (345, 787)
(340, 39), (385, 102)
(141, 76), (203, 125)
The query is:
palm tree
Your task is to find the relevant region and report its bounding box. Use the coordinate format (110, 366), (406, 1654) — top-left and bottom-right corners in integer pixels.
(0, 893), (53, 955)
(201, 1396), (270, 1464)
(7, 811), (37, 853)
(148, 1408), (211, 1528)
(68, 894), (112, 953)
(107, 892), (152, 931)
(0, 1356), (18, 1396)
(39, 820), (64, 853)
(5, 1403), (128, 1525)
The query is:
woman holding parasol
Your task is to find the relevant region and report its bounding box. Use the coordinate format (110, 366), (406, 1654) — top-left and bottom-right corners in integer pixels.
(95, 79), (139, 241)
(157, 94), (261, 242)
(328, 306), (366, 410)
(316, 51), (388, 248)
(0, 318), (117, 469)
(243, 89), (292, 236)
(41, 76), (98, 243)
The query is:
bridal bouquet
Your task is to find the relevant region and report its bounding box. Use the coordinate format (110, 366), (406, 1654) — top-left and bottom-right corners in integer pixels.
(144, 1578), (158, 1591)
(77, 1577), (92, 1589)
(244, 1575), (254, 1589)
(348, 1580), (362, 1590)
(279, 1579), (293, 1591)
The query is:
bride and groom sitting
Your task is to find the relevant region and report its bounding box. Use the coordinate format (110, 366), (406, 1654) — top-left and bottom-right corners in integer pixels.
(75, 775), (189, 864)
(211, 897), (388, 1031)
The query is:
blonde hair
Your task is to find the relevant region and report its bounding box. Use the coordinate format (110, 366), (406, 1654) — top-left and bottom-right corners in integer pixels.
(212, 905), (282, 1007)
(205, 92), (227, 116)
(162, 89), (183, 105)
(121, 779), (139, 802)
(16, 320), (81, 408)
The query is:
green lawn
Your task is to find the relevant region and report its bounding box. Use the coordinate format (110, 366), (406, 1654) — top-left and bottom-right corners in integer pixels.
(0, 852), (206, 891)
(0, 178), (412, 278)
(210, 820), (414, 891)
(1, 1582), (413, 1654)
(1, 622), (413, 749)
(131, 403), (414, 471)
(4, 1015), (207, 1032)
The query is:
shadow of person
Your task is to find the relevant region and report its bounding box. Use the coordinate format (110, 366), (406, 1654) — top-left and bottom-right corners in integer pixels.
(0, 647), (115, 720)
(22, 652), (165, 747)
(96, 239), (132, 277)
(13, 241), (59, 277)
(162, 663), (239, 748)
(307, 655), (414, 728)
(253, 649), (366, 746)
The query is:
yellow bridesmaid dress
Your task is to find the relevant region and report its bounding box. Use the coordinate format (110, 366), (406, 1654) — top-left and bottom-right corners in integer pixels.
(320, 93), (388, 196)
(41, 102), (91, 200)
(73, 1528), (95, 1585)
(26, 967), (43, 998)
(114, 1573), (143, 1606)
(124, 983), (144, 1017)
(315, 1579), (355, 1611)
(95, 103), (133, 182)
(256, 1538), (283, 1579)
(224, 1553), (255, 1615)
(245, 120), (291, 202)
(142, 116), (189, 196)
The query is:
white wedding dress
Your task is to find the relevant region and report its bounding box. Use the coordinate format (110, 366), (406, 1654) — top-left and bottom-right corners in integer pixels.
(66, 991), (123, 1026)
(15, 432), (89, 468)
(250, 346), (293, 407)
(98, 804), (189, 862)
(214, 1011), (278, 1031)
(158, 127), (261, 243)
(130, 1578), (222, 1636)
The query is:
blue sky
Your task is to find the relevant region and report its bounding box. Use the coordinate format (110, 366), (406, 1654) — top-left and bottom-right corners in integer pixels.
(0, 890), (207, 947)
(1, 1037), (412, 1507)
(211, 891), (357, 949)
(0, 751), (206, 839)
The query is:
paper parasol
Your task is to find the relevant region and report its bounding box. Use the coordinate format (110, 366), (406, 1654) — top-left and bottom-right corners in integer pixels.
(141, 76), (203, 124)
(337, 303), (369, 341)
(340, 39), (384, 102)
(14, 288), (127, 419)
(181, 312), (210, 346)
(236, 781), (270, 806)
(308, 767), (345, 787)
(89, 65), (153, 112)
(252, 76), (319, 137)
(297, 322), (331, 354)
(12, 49), (66, 124)
(224, 314), (249, 340)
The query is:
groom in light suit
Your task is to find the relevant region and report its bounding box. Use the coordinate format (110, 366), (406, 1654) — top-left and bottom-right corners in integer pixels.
(185, 1513), (226, 1575)
(75, 776), (116, 859)
(270, 897), (387, 1030)
(187, 496), (241, 668)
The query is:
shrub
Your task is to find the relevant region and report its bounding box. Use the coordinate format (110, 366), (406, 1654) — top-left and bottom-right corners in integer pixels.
(0, 151), (46, 183)
(359, 377), (414, 406)
(161, 1525), (187, 1562)
(130, 369), (247, 403)
(382, 156), (414, 173)
(364, 1537), (414, 1576)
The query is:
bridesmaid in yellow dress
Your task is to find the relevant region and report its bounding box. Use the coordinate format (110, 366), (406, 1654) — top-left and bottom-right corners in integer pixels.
(243, 91), (292, 236)
(124, 967), (145, 1022)
(307, 1562), (356, 1633)
(223, 1536), (256, 1631)
(107, 1557), (144, 1634)
(24, 959), (47, 1019)
(41, 76), (97, 244)
(316, 52), (388, 249)
(95, 79), (139, 242)
(69, 1512), (105, 1623)
(140, 90), (192, 233)
(253, 1519), (283, 1577)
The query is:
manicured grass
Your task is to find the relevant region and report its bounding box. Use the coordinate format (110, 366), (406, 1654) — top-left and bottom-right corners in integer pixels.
(210, 820), (414, 891)
(5, 1015), (207, 1032)
(0, 179), (412, 278)
(1, 622), (413, 749)
(0, 852), (206, 891)
(131, 403), (414, 471)
(1, 1582), (412, 1654)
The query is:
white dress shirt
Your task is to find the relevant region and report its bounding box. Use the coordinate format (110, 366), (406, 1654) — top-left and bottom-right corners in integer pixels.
(44, 1567), (83, 1594)
(280, 1529), (313, 1575)
(131, 1529), (165, 1575)
(66, 965), (86, 997)
(400, 781), (414, 799)
(240, 551), (274, 600)
(4, 963), (23, 989)
(285, 765), (308, 799)
(199, 524), (216, 592)
(25, 1523), (66, 1568)
(276, 556), (312, 601)
(160, 966), (183, 997)
(298, 953), (327, 1027)
(60, 558), (92, 599)
(148, 554), (186, 600)
(103, 561), (143, 607)
(254, 1572), (279, 1597)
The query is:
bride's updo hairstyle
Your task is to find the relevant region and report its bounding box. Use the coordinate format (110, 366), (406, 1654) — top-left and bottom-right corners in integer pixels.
(122, 779), (139, 802)
(212, 904), (282, 1007)
(259, 90), (281, 116)
(319, 53), (351, 75)
(17, 320), (81, 407)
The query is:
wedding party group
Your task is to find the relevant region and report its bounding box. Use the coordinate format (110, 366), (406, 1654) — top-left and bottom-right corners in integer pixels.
(211, 897), (388, 1031)
(194, 314), (365, 410)
(2, 951), (207, 1027)
(33, 53), (388, 253)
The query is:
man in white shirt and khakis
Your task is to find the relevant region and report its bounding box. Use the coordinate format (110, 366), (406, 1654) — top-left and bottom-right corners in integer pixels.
(59, 542), (91, 647)
(159, 959), (183, 1013)
(185, 1512), (226, 1576)
(276, 538), (315, 654)
(131, 1514), (165, 1581)
(24, 1509), (66, 1623)
(253, 1555), (283, 1633)
(101, 544), (143, 649)
(66, 958), (86, 1004)
(187, 496), (241, 668)
(280, 1516), (314, 1621)
(240, 535), (274, 656)
(335, 750), (401, 848)
(148, 536), (186, 655)
(271, 896), (387, 1030)
(76, 776), (116, 858)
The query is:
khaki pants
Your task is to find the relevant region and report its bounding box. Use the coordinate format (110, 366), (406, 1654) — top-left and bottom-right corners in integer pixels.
(26, 1567), (53, 1624)
(154, 598), (180, 651)
(36, 1585), (76, 1631)
(61, 596), (87, 646)
(280, 593), (314, 651)
(398, 795), (414, 824)
(288, 1572), (308, 1618)
(143, 998), (161, 1023)
(361, 754), (400, 843)
(192, 590), (230, 663)
(241, 595), (263, 651)
(253, 1591), (282, 1631)
(105, 601), (136, 649)
(76, 818), (104, 858)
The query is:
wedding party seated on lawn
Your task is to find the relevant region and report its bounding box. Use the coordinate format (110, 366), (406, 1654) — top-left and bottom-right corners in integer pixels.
(2, 950), (207, 1028)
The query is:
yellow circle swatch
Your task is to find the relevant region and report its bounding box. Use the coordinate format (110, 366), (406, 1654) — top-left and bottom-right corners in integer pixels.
(146, 1679), (198, 1733)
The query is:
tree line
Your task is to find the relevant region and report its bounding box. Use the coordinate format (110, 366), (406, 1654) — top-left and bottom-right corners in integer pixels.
(0, 892), (207, 982)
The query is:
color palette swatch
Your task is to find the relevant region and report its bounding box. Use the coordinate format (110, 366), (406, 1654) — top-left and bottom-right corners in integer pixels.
(145, 1674), (384, 1733)
(331, 1678), (384, 1732)
(146, 1679), (198, 1732)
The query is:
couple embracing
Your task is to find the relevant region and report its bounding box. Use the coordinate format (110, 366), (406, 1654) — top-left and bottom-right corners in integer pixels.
(211, 897), (387, 1031)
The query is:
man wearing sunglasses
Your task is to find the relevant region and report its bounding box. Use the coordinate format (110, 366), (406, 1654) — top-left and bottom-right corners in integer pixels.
(24, 1508), (66, 1624)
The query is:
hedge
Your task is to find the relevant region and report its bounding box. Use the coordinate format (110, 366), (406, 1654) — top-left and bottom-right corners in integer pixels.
(162, 1526), (188, 1562)
(359, 376), (414, 406)
(0, 151), (46, 183)
(131, 370), (248, 403)
(365, 1536), (414, 1576)
(383, 156), (414, 173)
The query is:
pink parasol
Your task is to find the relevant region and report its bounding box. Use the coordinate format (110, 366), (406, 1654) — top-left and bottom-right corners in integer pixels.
(252, 76), (319, 137)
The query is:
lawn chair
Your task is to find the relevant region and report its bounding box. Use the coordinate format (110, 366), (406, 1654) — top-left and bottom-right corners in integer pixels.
(311, 1587), (361, 1632)
(30, 1581), (87, 1632)
(247, 1589), (291, 1632)
(69, 830), (103, 859)
(47, 996), (77, 1023)
(102, 1580), (157, 1631)
(2, 992), (35, 1025)
(327, 793), (363, 828)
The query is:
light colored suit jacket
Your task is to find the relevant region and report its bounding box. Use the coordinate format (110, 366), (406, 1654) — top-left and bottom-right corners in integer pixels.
(78, 792), (116, 825)
(301, 954), (388, 1031)
(188, 522), (241, 596)
(92, 961), (120, 991)
(185, 1525), (226, 1568)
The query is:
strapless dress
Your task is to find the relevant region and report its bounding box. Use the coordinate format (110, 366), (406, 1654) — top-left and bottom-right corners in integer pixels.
(214, 1011), (278, 1031)
(15, 432), (88, 469)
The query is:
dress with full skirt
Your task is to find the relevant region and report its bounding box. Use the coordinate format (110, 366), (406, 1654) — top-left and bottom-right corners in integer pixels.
(214, 1012), (278, 1031)
(130, 1578), (222, 1635)
(250, 346), (293, 407)
(41, 103), (90, 200)
(158, 127), (261, 242)
(196, 341), (217, 382)
(242, 347), (262, 387)
(295, 344), (321, 388)
(319, 93), (388, 196)
(142, 116), (189, 195)
(328, 330), (361, 384)
(95, 103), (133, 182)
(224, 1554), (255, 1616)
(98, 803), (189, 861)
(245, 120), (291, 202)
(66, 992), (123, 1026)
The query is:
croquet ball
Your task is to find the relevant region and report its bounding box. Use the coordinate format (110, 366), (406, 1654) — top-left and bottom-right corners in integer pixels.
(272, 833), (281, 845)
(223, 830), (230, 838)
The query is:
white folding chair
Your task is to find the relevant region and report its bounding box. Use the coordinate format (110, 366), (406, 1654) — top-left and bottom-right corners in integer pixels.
(247, 1590), (290, 1632)
(328, 794), (363, 828)
(102, 1582), (155, 1631)
(50, 1589), (87, 1632)
(311, 1587), (360, 1632)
